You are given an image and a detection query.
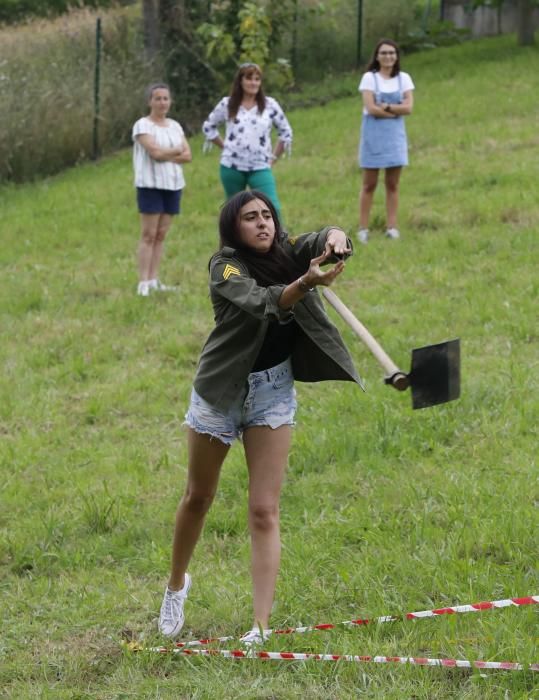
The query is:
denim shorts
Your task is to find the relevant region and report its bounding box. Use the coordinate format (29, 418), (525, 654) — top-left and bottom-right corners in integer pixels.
(136, 187), (182, 215)
(184, 358), (297, 445)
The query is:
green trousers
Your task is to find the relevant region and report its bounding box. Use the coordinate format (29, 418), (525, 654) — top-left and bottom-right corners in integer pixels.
(219, 165), (283, 222)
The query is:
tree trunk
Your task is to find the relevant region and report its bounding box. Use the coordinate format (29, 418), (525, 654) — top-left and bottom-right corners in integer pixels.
(517, 0), (535, 46)
(157, 0), (217, 126)
(142, 0), (160, 61)
(158, 0), (185, 33)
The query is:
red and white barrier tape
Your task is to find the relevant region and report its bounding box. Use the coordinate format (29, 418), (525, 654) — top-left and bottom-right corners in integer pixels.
(141, 645), (539, 672)
(174, 595), (539, 649)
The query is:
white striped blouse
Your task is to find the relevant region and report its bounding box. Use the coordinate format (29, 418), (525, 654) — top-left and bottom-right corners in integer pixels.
(132, 117), (186, 191)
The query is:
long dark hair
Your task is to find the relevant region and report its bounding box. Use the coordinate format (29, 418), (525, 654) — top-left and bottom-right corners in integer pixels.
(228, 63), (266, 120)
(218, 191), (302, 287)
(366, 39), (401, 77)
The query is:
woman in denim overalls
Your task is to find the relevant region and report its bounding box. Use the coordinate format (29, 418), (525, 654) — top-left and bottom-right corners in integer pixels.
(357, 39), (415, 243)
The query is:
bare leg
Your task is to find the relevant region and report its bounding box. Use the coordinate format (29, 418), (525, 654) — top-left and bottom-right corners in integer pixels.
(138, 213), (160, 282)
(148, 213), (173, 281)
(243, 425), (291, 628)
(168, 428), (230, 590)
(384, 167), (402, 230)
(359, 168), (379, 229)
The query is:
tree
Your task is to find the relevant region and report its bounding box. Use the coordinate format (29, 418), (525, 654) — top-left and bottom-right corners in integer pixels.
(194, 0), (296, 92)
(142, 0), (160, 62)
(516, 0), (535, 44)
(472, 0), (536, 45)
(156, 1), (220, 122)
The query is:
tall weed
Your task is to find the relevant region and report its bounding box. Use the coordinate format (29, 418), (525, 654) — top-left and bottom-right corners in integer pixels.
(0, 5), (153, 181)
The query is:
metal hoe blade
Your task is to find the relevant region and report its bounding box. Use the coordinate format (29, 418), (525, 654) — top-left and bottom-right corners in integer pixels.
(321, 289), (460, 411)
(408, 339), (460, 410)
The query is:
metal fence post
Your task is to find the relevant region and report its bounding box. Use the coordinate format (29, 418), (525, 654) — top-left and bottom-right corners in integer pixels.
(93, 17), (102, 161)
(356, 0), (363, 67)
(291, 0), (299, 76)
(422, 0), (433, 31)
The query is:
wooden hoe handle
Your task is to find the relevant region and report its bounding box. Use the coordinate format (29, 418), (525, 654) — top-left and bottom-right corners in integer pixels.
(322, 288), (409, 391)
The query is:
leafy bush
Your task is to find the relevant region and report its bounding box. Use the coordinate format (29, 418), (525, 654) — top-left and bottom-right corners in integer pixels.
(193, 1), (294, 94)
(401, 21), (471, 53)
(362, 0), (419, 46)
(274, 0), (439, 81)
(289, 0), (357, 81)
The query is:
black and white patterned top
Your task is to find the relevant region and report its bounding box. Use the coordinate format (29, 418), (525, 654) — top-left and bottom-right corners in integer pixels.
(202, 96), (293, 172)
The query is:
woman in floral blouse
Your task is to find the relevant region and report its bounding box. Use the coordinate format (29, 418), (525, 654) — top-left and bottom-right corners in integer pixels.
(202, 63), (293, 222)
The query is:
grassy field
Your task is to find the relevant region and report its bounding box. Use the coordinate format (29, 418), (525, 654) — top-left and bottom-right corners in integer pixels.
(1, 34), (538, 699)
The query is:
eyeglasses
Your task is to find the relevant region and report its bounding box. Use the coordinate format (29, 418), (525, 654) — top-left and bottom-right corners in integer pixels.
(378, 51), (397, 56)
(239, 62), (261, 70)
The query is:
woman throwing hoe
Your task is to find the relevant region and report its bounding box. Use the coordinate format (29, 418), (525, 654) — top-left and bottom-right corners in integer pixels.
(202, 63), (292, 222)
(158, 191), (364, 645)
(358, 39), (414, 243)
(132, 83), (192, 296)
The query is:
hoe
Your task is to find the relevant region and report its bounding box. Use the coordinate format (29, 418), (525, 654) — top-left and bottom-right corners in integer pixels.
(322, 288), (460, 410)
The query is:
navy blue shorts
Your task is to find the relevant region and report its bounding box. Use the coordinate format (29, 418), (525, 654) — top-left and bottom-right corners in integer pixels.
(136, 188), (182, 215)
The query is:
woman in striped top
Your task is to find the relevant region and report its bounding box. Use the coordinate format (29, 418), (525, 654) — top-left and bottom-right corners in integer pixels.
(132, 83), (192, 297)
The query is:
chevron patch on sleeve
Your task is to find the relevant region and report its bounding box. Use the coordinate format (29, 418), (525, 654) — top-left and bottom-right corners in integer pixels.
(222, 264), (241, 280)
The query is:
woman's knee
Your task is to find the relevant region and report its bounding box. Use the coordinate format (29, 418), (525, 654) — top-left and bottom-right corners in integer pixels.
(385, 168), (401, 193)
(361, 182), (377, 195)
(181, 489), (215, 516)
(361, 175), (378, 195)
(141, 225), (158, 245)
(385, 180), (400, 194)
(155, 224), (170, 243)
(248, 503), (279, 532)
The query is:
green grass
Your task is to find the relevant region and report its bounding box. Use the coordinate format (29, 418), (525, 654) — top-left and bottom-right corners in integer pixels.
(1, 34), (538, 699)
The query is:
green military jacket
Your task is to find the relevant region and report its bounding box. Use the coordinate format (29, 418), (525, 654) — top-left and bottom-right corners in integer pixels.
(193, 227), (365, 411)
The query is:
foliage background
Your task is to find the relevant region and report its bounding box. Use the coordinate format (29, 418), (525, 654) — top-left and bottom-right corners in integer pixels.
(0, 0), (453, 183)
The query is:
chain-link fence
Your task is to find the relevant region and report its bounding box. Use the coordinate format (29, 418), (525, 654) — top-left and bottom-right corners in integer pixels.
(0, 1), (440, 182)
(0, 6), (152, 181)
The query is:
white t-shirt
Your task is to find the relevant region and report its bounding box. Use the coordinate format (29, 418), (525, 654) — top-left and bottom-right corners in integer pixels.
(358, 71), (415, 115)
(132, 117), (186, 190)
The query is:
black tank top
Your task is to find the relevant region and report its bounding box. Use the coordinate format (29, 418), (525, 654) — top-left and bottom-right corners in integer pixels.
(251, 320), (297, 372)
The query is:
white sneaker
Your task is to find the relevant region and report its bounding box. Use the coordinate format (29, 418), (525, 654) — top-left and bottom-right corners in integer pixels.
(357, 229), (369, 244)
(239, 627), (272, 647)
(158, 574), (191, 638)
(137, 281), (150, 297)
(153, 279), (179, 292)
(385, 228), (400, 239)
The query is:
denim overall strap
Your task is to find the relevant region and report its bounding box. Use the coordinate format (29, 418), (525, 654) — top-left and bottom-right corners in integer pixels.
(372, 71), (381, 104)
(373, 71), (403, 104)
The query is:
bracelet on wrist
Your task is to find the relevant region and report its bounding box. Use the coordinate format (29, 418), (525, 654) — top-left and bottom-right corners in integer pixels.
(298, 276), (314, 293)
